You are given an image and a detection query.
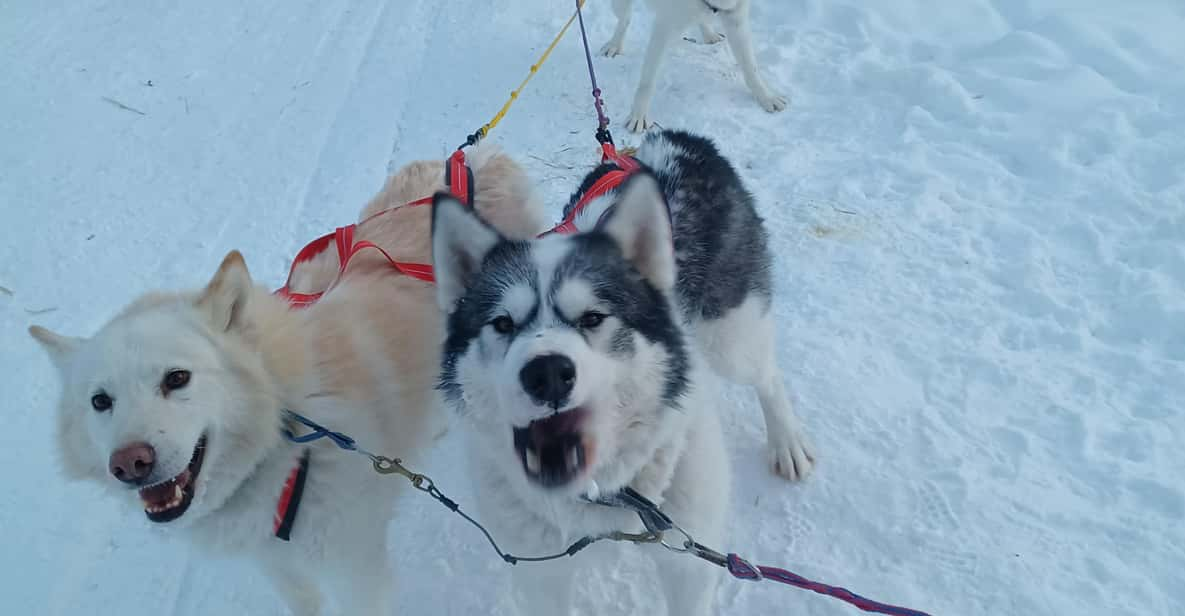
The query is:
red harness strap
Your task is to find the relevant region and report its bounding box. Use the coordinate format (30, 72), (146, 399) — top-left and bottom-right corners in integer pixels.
(273, 449), (310, 540)
(445, 148), (474, 207)
(601, 141), (639, 172)
(542, 143), (640, 237)
(273, 150), (473, 307)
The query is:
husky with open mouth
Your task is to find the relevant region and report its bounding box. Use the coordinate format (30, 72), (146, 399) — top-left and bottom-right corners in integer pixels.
(28, 142), (545, 615)
(431, 129), (815, 614)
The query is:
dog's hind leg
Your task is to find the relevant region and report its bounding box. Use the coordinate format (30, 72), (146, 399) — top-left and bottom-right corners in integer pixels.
(600, 0), (633, 57)
(717, 1), (787, 112)
(697, 296), (816, 480)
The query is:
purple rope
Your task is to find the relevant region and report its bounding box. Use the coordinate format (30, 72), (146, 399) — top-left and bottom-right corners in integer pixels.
(726, 554), (935, 616)
(574, 0), (610, 131)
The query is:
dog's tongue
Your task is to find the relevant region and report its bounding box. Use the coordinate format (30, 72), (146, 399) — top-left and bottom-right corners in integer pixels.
(139, 469), (191, 507)
(527, 409), (586, 441)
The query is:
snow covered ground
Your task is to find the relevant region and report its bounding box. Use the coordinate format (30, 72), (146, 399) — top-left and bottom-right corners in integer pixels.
(2, 0), (1182, 614)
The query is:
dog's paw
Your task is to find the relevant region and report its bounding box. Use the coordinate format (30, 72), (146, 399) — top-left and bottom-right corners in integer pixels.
(699, 31), (725, 45)
(757, 91), (789, 113)
(768, 429), (815, 480)
(600, 40), (624, 57)
(624, 110), (653, 133)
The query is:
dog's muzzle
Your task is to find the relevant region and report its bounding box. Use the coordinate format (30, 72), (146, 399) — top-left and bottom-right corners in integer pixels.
(513, 408), (593, 488)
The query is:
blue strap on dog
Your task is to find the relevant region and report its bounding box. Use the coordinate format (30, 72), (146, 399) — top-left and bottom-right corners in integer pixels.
(282, 409), (360, 451)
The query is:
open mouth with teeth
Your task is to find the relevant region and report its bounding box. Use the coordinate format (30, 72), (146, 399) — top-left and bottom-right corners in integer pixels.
(139, 435), (207, 523)
(512, 408), (594, 488)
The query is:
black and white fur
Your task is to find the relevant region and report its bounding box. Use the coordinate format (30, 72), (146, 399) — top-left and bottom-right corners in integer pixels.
(431, 129), (814, 614)
(600, 0), (788, 132)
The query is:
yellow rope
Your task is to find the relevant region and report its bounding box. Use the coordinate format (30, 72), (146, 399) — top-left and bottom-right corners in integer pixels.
(473, 0), (586, 142)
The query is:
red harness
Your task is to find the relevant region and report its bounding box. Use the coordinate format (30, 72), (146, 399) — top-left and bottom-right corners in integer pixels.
(272, 449), (309, 540)
(545, 142), (639, 236)
(274, 143), (638, 308)
(273, 150), (475, 307)
(267, 144), (637, 540)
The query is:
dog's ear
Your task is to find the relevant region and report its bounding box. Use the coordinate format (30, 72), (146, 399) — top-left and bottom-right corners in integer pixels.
(596, 172), (676, 292)
(28, 325), (83, 373)
(196, 250), (253, 333)
(431, 192), (504, 313)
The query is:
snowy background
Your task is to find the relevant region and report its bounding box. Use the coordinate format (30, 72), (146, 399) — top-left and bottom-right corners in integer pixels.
(2, 0), (1182, 614)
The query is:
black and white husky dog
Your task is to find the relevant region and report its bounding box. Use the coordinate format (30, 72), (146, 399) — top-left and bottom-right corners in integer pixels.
(430, 129), (815, 614)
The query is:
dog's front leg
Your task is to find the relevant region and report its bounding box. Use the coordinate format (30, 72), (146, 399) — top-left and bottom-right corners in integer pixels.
(259, 556), (324, 616)
(511, 556), (576, 616)
(717, 2), (787, 112)
(654, 547), (725, 616)
(653, 411), (730, 615)
(625, 17), (686, 132)
(600, 0), (634, 57)
(697, 18), (725, 44)
(325, 538), (394, 615)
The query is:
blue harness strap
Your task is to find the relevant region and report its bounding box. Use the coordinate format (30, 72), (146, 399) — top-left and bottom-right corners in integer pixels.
(282, 410), (359, 451)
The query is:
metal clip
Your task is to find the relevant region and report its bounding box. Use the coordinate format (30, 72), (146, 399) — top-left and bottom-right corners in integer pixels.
(606, 530), (663, 545)
(584, 486), (675, 534)
(686, 542), (729, 568)
(370, 455), (431, 490)
(659, 521), (695, 553)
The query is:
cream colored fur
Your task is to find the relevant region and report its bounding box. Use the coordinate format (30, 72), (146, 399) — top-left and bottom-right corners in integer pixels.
(28, 142), (545, 615)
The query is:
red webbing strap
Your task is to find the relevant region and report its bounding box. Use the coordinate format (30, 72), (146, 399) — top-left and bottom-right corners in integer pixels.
(541, 168), (632, 237)
(601, 142), (640, 172)
(273, 149), (475, 306)
(445, 149), (474, 206)
(273, 198), (438, 306)
(334, 225), (356, 272)
(272, 449), (310, 541)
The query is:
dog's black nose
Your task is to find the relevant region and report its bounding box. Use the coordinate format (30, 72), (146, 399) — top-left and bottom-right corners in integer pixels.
(519, 354), (576, 407)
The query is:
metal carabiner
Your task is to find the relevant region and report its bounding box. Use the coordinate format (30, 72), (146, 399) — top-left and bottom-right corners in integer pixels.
(371, 455), (418, 481)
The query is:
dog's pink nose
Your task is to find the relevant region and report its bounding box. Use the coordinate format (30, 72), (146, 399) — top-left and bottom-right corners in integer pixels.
(109, 442), (155, 485)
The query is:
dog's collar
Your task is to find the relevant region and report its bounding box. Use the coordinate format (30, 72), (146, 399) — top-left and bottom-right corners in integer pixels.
(582, 486), (674, 534)
(273, 448), (311, 541)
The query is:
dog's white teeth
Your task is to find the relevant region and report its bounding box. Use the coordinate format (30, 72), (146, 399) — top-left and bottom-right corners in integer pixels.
(566, 447), (580, 472)
(525, 449), (541, 475)
(173, 484), (183, 501)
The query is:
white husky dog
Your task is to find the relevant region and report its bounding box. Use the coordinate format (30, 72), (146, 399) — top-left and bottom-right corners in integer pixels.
(28, 144), (544, 616)
(430, 129), (814, 615)
(600, 0), (788, 132)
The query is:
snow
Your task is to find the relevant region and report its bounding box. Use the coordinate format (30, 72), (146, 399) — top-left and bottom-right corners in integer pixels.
(1, 0), (1182, 614)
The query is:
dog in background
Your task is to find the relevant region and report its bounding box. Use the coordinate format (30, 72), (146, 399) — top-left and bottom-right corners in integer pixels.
(600, 0), (788, 132)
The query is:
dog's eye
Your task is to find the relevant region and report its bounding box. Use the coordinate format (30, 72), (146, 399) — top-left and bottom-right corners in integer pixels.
(91, 392), (113, 412)
(162, 369), (191, 392)
(491, 315), (515, 334)
(577, 312), (606, 329)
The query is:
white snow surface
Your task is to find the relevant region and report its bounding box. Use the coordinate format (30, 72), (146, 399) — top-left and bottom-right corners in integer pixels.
(2, 0), (1183, 614)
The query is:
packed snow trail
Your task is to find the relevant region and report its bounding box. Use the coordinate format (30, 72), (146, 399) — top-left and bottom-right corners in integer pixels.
(1, 1), (1182, 615)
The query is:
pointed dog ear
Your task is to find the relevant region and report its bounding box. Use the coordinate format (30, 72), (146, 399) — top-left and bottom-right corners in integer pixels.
(196, 250), (254, 333)
(431, 192), (504, 313)
(28, 325), (84, 374)
(595, 172), (675, 292)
